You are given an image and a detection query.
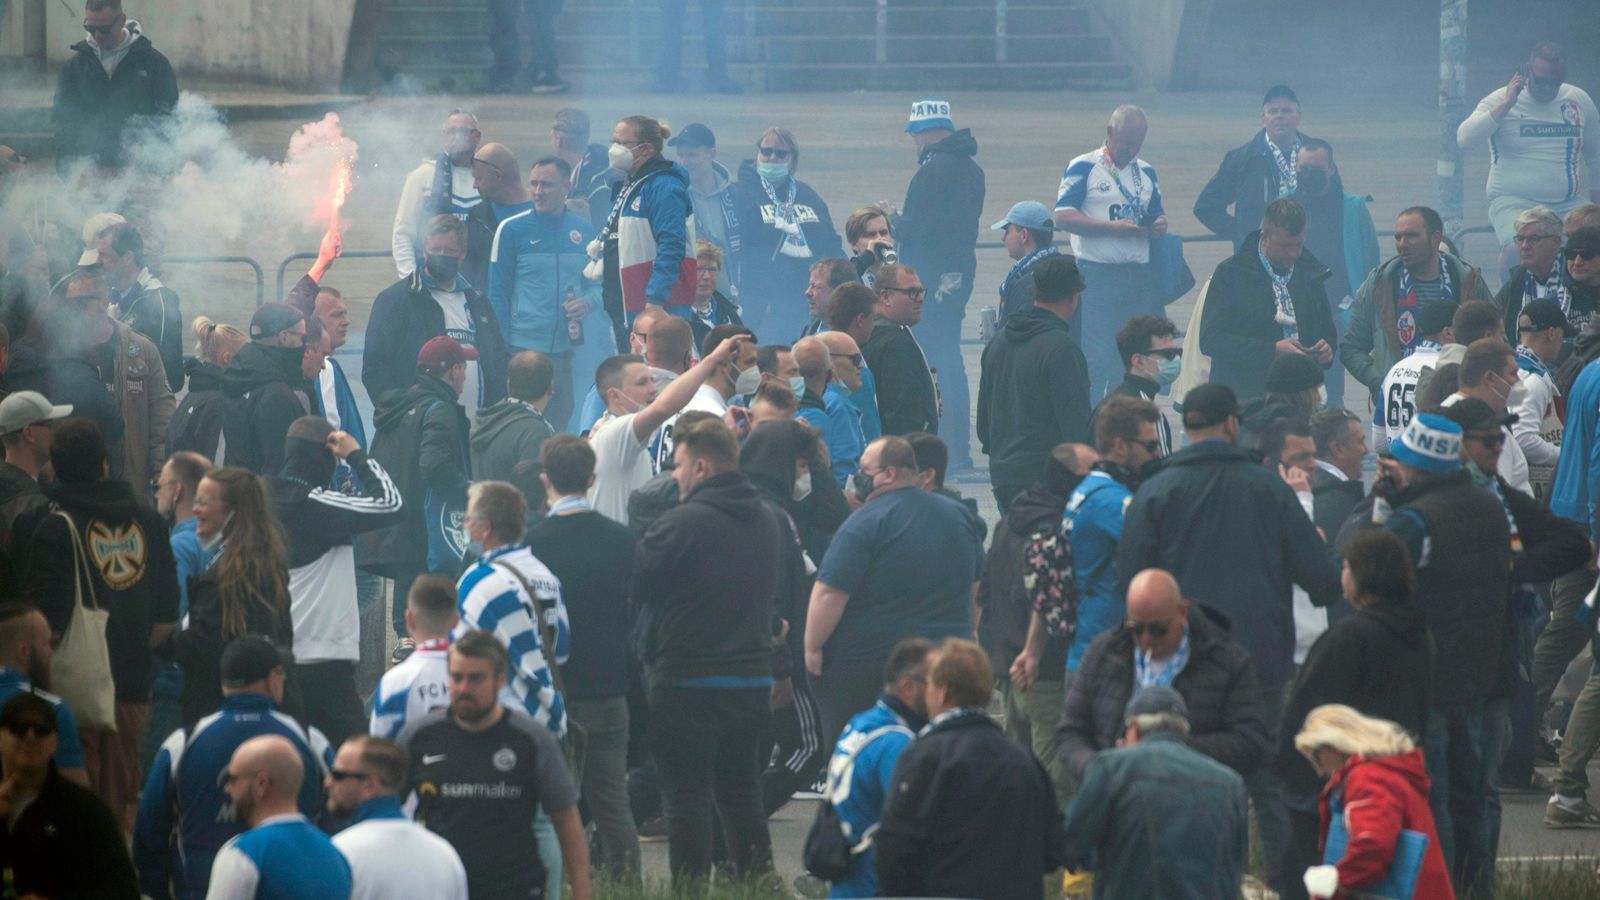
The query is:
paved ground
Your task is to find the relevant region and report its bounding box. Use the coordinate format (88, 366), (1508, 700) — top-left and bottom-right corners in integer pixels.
(52, 84), (1598, 887)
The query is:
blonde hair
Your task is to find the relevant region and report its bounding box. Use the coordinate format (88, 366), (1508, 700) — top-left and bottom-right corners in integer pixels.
(695, 238), (724, 269)
(1295, 704), (1416, 762)
(192, 315), (247, 366)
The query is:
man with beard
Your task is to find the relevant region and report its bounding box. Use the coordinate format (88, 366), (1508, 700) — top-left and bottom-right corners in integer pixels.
(398, 631), (591, 900)
(208, 735), (351, 899)
(0, 605), (87, 784)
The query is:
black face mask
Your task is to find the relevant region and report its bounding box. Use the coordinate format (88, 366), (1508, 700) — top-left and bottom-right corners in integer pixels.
(1297, 167), (1330, 197)
(425, 254), (461, 284)
(852, 471), (876, 504)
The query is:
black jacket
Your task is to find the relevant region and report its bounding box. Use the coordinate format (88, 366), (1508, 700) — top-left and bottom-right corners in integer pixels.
(1056, 605), (1270, 780)
(15, 479), (179, 703)
(1091, 373), (1173, 455)
(898, 129), (985, 284)
(1199, 231), (1336, 402)
(1117, 440), (1341, 690)
(1275, 598), (1434, 797)
(167, 357), (227, 461)
(876, 710), (1064, 900)
(633, 470), (779, 689)
(0, 764), (139, 899)
(1497, 264), (1599, 345)
(1310, 467), (1363, 624)
(362, 270), (508, 408)
(976, 478), (1080, 677)
(525, 510), (636, 701)
(740, 418), (848, 565)
(357, 375), (470, 579)
(1194, 129), (1308, 249)
(220, 341), (309, 475)
(863, 318), (938, 436)
(178, 563), (293, 727)
(52, 23), (177, 171)
(976, 306), (1090, 486)
(115, 274), (183, 391)
(729, 160), (844, 338)
(0, 461), (45, 553)
(269, 445), (404, 570)
(1336, 471), (1509, 704)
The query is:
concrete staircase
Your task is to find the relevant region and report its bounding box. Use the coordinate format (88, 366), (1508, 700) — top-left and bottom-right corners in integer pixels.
(373, 0), (1131, 92)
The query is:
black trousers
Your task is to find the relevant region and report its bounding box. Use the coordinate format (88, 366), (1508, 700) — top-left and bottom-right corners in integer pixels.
(811, 659), (888, 746)
(487, 0), (562, 86)
(656, 0), (727, 82)
(294, 660), (368, 748)
(649, 685), (772, 884)
(761, 680), (825, 814)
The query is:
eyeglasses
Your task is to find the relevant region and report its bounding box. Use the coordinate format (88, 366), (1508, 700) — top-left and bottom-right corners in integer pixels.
(757, 146), (793, 160)
(1517, 324), (1545, 333)
(1514, 233), (1558, 245)
(329, 769), (373, 782)
(1565, 249), (1597, 262)
(631, 331), (649, 343)
(4, 721), (55, 738)
(830, 352), (865, 368)
(1125, 621), (1171, 638)
(882, 286), (926, 300)
(1465, 431), (1505, 449)
(1144, 348), (1182, 360)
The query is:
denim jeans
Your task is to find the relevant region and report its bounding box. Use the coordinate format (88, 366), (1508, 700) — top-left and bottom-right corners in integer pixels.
(1076, 260), (1158, 401)
(1424, 699), (1491, 899)
(649, 685), (772, 884)
(535, 808), (561, 898)
(568, 696), (641, 876)
(912, 276), (976, 469)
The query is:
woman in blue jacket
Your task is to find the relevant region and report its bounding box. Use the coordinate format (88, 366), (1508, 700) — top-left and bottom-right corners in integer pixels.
(730, 128), (844, 342)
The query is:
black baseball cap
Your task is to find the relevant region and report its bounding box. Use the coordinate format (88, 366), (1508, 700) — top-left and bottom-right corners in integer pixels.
(1181, 383), (1240, 429)
(0, 691), (57, 734)
(221, 635), (286, 687)
(667, 123), (715, 149)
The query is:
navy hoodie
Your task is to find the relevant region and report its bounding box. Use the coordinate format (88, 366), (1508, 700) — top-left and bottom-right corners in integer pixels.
(976, 306), (1091, 486)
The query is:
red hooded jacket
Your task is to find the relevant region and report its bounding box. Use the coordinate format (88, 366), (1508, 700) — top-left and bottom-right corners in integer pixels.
(1317, 748), (1455, 900)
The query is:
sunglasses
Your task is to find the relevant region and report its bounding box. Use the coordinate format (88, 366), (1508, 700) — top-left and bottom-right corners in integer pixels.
(830, 352), (865, 368)
(5, 721), (55, 738)
(757, 146), (793, 160)
(329, 769), (372, 782)
(82, 20), (120, 35)
(1565, 249), (1597, 262)
(1125, 621), (1171, 638)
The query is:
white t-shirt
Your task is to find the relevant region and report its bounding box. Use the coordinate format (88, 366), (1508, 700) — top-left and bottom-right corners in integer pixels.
(1458, 84), (1600, 205)
(430, 286), (482, 424)
(1376, 342), (1442, 443)
(392, 160), (482, 277)
(589, 412), (652, 524)
(651, 384), (729, 471)
(1054, 148), (1164, 265)
(333, 817), (469, 900)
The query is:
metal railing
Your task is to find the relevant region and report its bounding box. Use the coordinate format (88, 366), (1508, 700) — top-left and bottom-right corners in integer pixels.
(275, 249), (394, 302)
(162, 255), (265, 307)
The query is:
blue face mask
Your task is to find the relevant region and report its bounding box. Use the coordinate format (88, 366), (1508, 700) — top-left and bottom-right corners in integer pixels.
(1155, 355), (1182, 386)
(789, 376), (807, 396)
(757, 162), (790, 181)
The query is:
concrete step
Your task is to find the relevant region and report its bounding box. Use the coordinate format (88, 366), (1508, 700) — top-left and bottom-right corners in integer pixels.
(380, 3), (1088, 36)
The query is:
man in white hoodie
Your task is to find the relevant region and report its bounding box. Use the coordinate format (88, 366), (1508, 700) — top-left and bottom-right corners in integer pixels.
(392, 111), (484, 277)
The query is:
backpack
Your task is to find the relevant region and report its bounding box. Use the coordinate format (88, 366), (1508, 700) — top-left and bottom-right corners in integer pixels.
(1024, 477), (1116, 641)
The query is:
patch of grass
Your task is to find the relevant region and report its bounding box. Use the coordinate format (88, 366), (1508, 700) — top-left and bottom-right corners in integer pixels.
(586, 873), (792, 899)
(1494, 857), (1600, 900)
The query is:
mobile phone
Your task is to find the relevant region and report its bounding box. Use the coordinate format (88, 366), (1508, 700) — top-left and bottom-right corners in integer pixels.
(1517, 64), (1530, 81)
(1139, 211), (1159, 228)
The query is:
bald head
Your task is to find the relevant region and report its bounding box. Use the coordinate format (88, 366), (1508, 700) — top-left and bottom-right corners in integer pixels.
(472, 142), (525, 203)
(793, 335), (831, 392)
(227, 734), (305, 827)
(1125, 568), (1188, 659)
(817, 331), (859, 357)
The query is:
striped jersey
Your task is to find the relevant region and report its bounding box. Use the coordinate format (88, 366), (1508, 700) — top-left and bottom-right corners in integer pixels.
(455, 545), (571, 736)
(369, 643), (450, 740)
(1055, 148), (1165, 265)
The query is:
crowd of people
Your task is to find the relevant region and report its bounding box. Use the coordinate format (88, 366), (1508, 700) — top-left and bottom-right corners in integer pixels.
(2, 4), (1600, 898)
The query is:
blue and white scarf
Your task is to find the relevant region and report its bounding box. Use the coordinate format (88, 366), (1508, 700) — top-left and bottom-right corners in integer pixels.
(998, 247), (1059, 306)
(1267, 135), (1301, 197)
(760, 174), (812, 259)
(1514, 344), (1549, 378)
(547, 495), (593, 516)
(919, 706), (989, 737)
(1258, 241), (1297, 336)
(1134, 624), (1191, 689)
(1523, 262), (1571, 316)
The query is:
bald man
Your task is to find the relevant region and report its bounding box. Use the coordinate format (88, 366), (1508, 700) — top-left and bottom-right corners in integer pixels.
(1055, 568), (1269, 782)
(210, 735), (352, 898)
(464, 142), (533, 300)
(795, 335), (865, 486)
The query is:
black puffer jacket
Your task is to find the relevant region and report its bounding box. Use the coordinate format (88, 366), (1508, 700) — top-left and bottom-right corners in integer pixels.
(1275, 598), (1434, 797)
(220, 342), (308, 475)
(1055, 604), (1270, 780)
(168, 357), (227, 460)
(52, 21), (178, 170)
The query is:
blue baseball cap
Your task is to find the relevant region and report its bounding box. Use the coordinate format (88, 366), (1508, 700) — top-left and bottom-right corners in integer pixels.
(1389, 413), (1462, 474)
(905, 98), (954, 134)
(990, 200), (1053, 232)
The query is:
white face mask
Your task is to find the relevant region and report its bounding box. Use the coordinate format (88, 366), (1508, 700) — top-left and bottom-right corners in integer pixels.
(735, 365), (762, 397)
(793, 470), (813, 501)
(789, 376), (807, 396)
(608, 142), (635, 172)
(198, 512), (233, 552)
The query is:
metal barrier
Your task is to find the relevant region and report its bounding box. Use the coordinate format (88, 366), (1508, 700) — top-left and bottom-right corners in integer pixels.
(273, 224), (1501, 304)
(275, 249), (394, 302)
(162, 255), (265, 307)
